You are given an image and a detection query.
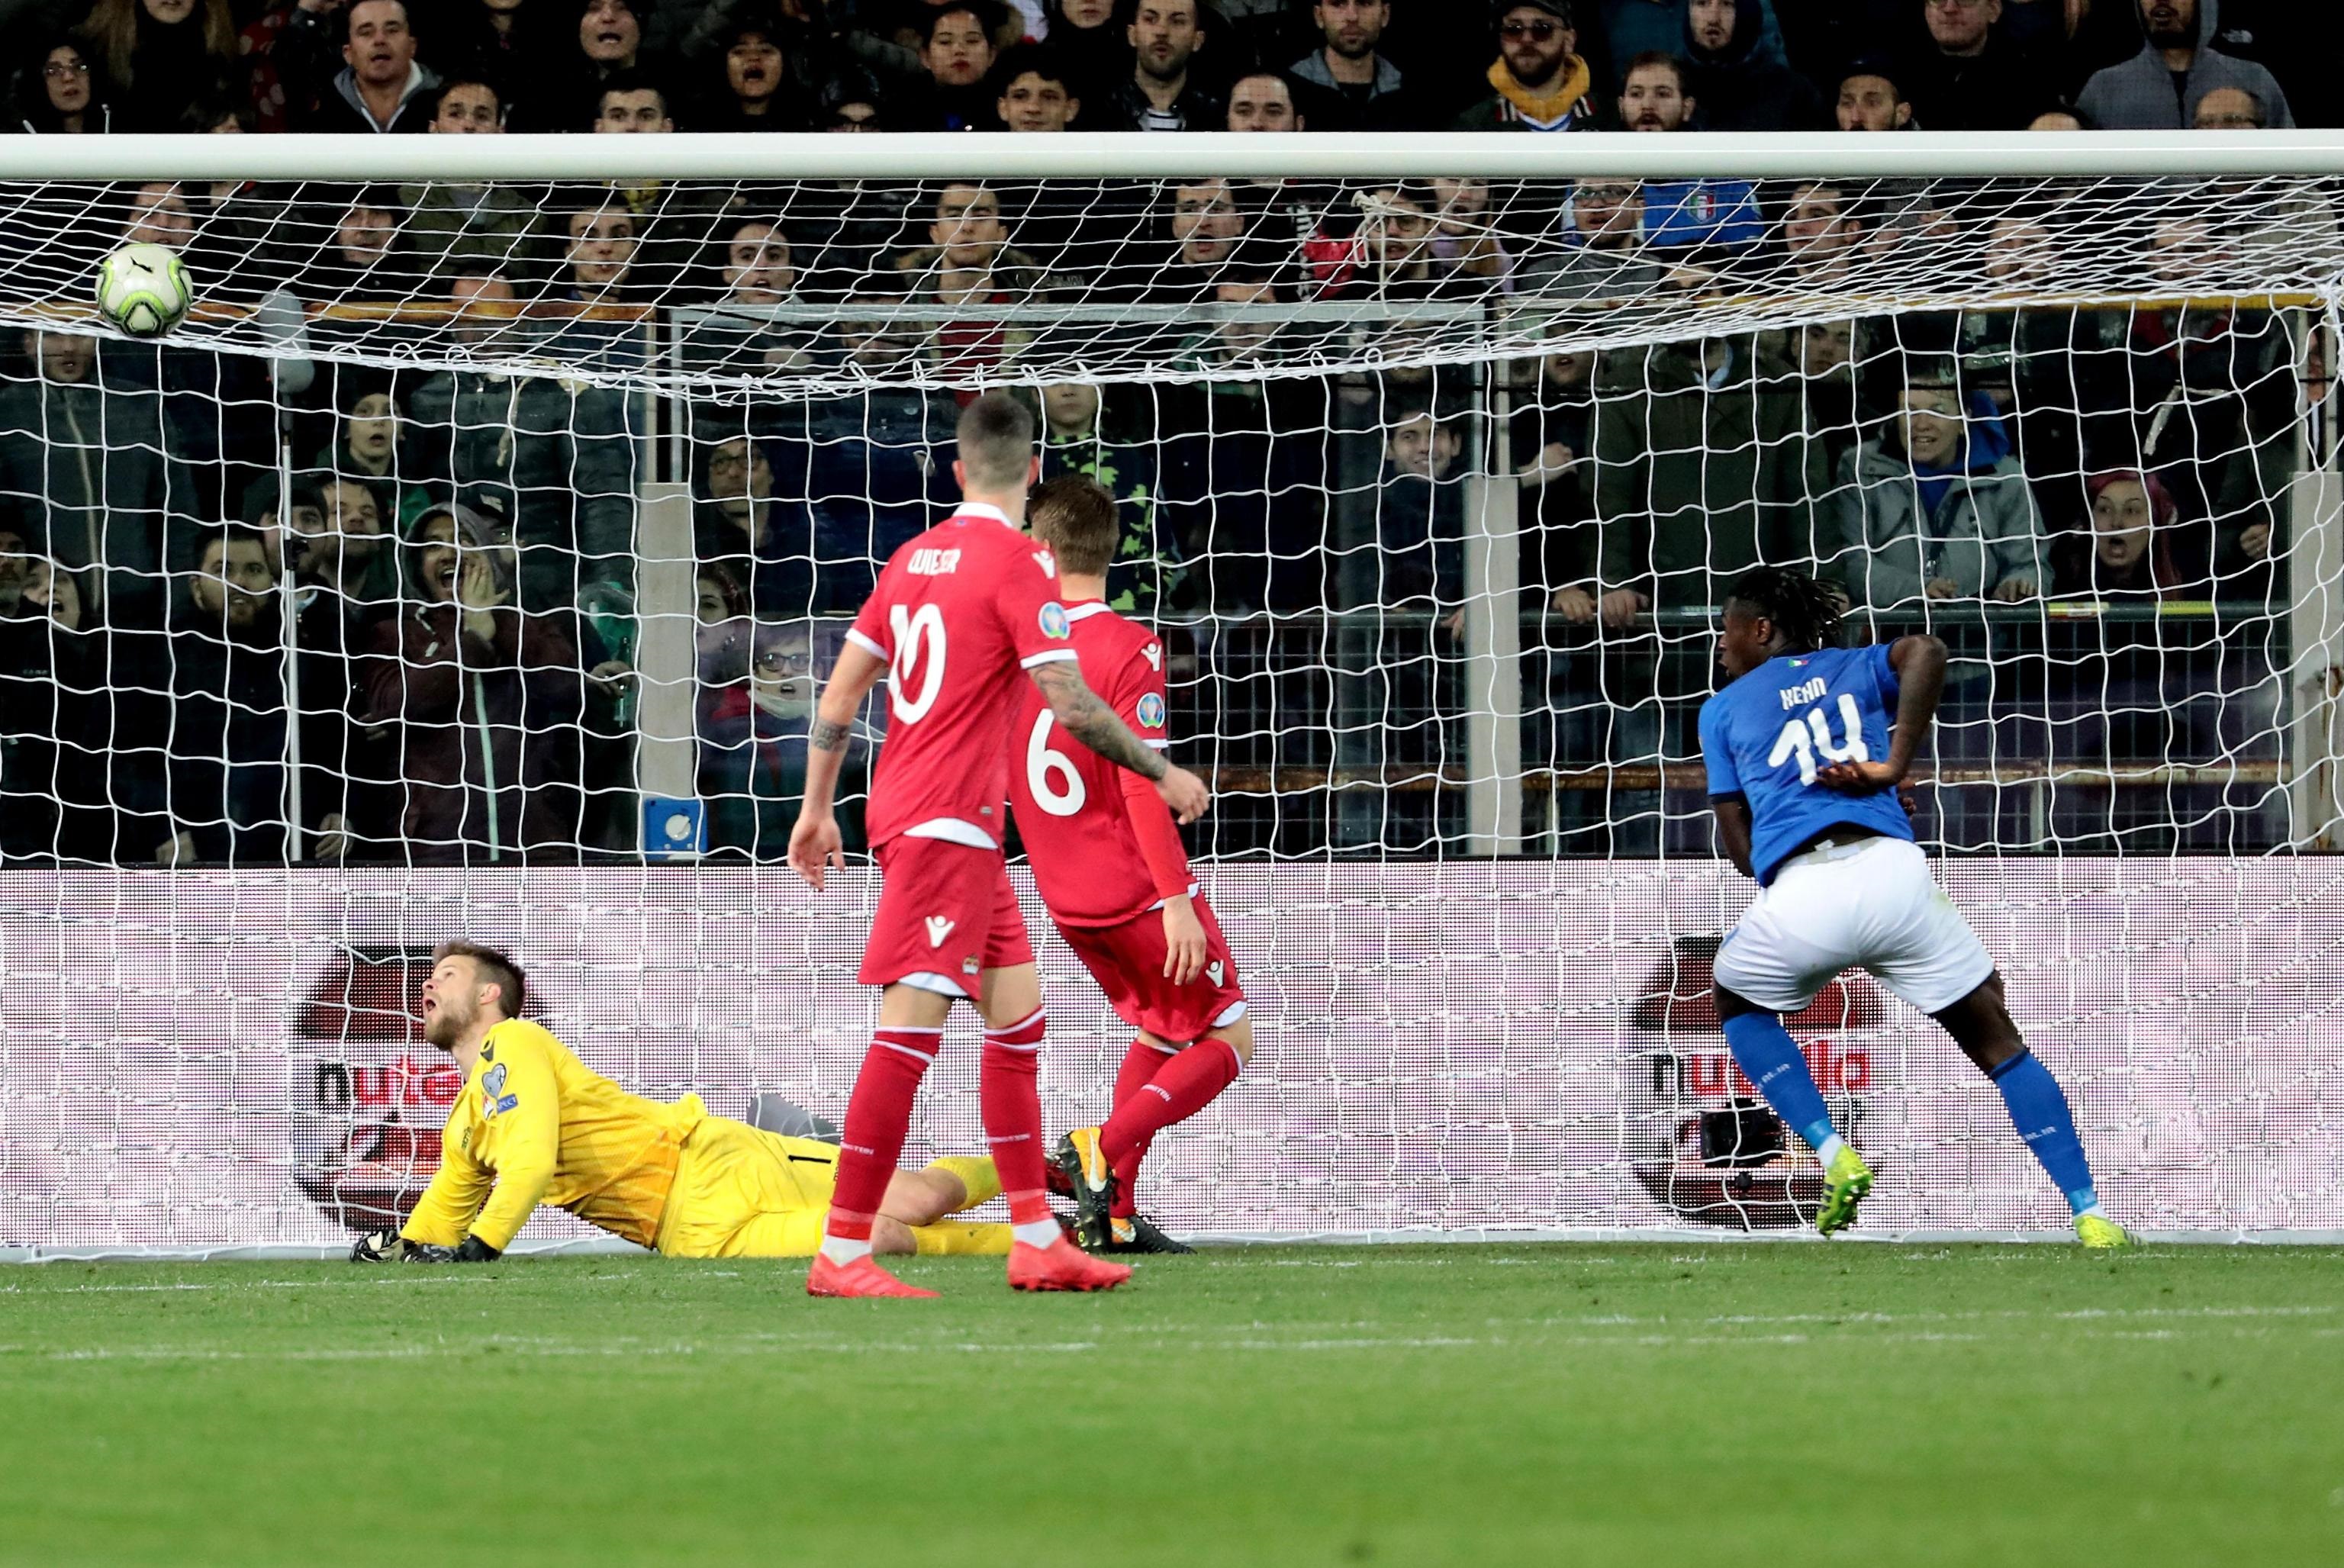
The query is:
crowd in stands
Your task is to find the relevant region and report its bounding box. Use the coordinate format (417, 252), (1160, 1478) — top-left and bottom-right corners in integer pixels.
(0, 0), (2328, 864)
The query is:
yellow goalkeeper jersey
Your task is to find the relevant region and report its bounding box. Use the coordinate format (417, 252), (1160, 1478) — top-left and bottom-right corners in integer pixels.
(401, 1019), (704, 1253)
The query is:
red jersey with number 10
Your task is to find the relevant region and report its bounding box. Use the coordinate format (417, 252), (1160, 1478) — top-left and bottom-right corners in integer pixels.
(1007, 601), (1189, 927)
(847, 504), (1077, 850)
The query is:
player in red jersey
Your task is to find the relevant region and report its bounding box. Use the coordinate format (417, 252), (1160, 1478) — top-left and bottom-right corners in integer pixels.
(1006, 477), (1254, 1255)
(787, 393), (1211, 1299)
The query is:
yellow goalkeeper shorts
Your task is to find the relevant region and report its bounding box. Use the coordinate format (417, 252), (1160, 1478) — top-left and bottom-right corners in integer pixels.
(654, 1116), (840, 1259)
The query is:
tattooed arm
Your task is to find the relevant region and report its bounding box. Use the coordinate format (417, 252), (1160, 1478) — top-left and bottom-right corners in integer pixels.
(788, 639), (887, 890)
(1029, 661), (1211, 823)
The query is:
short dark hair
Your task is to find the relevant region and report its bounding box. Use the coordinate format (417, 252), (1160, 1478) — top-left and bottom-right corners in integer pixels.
(430, 77), (501, 119)
(926, 0), (1006, 46)
(433, 940), (528, 1019)
(993, 41), (1073, 95)
(1622, 51), (1689, 94)
(597, 68), (668, 119)
(955, 390), (1035, 491)
(1029, 473), (1119, 575)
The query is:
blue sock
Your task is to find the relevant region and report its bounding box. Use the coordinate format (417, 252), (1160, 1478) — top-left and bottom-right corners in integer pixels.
(1988, 1051), (2100, 1216)
(1721, 1013), (1838, 1155)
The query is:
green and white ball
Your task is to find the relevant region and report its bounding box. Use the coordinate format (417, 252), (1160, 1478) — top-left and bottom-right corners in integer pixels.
(95, 242), (193, 338)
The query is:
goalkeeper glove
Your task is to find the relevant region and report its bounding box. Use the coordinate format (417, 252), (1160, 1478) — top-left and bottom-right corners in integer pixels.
(349, 1230), (412, 1263)
(349, 1232), (502, 1263)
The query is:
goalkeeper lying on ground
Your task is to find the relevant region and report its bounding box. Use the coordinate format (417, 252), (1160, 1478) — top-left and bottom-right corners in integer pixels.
(353, 941), (1009, 1263)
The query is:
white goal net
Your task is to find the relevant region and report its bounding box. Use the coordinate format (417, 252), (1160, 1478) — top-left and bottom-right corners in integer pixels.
(2, 137), (2342, 1251)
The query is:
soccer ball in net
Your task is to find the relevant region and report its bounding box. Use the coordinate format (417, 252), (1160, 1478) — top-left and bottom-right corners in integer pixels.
(94, 242), (193, 337)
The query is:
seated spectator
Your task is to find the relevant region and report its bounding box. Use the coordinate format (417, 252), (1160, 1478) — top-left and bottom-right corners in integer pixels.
(313, 382), (417, 530)
(0, 328), (186, 631)
(903, 2), (1004, 130)
(12, 35), (113, 134)
(401, 81), (543, 281)
(694, 433), (814, 615)
(276, 0), (440, 132)
(699, 613), (864, 861)
(1038, 381), (1185, 615)
(2053, 468), (2201, 600)
(155, 524), (289, 867)
(693, 12), (805, 130)
(404, 271), (639, 610)
(1161, 176), (1246, 299)
(682, 217), (813, 372)
(1902, 0), (2060, 133)
(1115, 0), (1219, 130)
(2078, 0), (2292, 130)
(1682, 0), (1818, 130)
(1376, 410), (1468, 631)
(362, 502), (585, 863)
(77, 0), (243, 133)
(1454, 0), (1594, 131)
(1834, 60), (1912, 130)
(1779, 180), (1864, 283)
(893, 182), (1051, 383)
(1289, 0), (1410, 130)
(1617, 53), (1763, 257)
(997, 42), (1083, 130)
(1827, 359), (2044, 607)
(2193, 84), (2265, 129)
(1225, 69), (1303, 132)
(1519, 179), (1659, 299)
(301, 188), (412, 304)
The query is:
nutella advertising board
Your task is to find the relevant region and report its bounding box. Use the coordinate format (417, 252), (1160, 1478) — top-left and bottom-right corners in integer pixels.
(2, 859), (2339, 1250)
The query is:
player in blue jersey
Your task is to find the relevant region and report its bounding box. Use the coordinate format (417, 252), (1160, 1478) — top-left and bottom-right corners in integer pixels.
(1698, 568), (2133, 1248)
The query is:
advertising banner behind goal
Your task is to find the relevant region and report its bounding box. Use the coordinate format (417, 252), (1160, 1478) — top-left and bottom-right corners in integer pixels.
(2, 859), (2338, 1253)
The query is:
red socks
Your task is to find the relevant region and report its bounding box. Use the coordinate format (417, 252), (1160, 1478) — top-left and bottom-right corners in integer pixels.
(980, 1008), (1054, 1228)
(825, 1025), (942, 1241)
(1109, 1038), (1177, 1218)
(1100, 1038), (1243, 1186)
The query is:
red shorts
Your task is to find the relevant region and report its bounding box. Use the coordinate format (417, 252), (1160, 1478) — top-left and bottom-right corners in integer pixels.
(1058, 893), (1247, 1045)
(859, 836), (1035, 999)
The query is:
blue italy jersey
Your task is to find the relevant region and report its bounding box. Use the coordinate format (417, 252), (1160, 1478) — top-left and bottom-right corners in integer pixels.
(1698, 643), (1915, 885)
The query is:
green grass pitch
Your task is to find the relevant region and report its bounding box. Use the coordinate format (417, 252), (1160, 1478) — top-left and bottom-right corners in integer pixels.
(3, 1243), (2340, 1565)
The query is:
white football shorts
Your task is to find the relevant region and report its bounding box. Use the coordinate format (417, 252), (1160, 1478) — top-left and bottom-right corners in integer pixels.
(1713, 836), (1995, 1016)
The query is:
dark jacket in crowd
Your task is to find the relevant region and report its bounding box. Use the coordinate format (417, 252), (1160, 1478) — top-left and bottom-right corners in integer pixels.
(162, 607), (291, 864)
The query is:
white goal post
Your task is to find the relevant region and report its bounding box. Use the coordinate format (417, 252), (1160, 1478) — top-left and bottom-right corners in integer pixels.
(0, 133), (2340, 1254)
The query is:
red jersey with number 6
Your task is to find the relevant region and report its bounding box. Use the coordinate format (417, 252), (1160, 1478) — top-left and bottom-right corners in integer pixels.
(847, 504), (1078, 851)
(1007, 600), (1188, 927)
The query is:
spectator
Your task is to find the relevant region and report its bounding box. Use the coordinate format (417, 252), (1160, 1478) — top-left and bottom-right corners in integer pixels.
(892, 182), (1051, 383)
(1289, 0), (1410, 130)
(693, 433), (836, 618)
(797, 290), (955, 575)
(1163, 176), (1245, 298)
(1159, 275), (1335, 613)
(682, 217), (813, 372)
(298, 474), (401, 610)
(404, 272), (639, 612)
(698, 614), (863, 860)
(2191, 83), (2264, 128)
(1779, 180), (1864, 282)
(1376, 410), (1468, 631)
(1901, 0), (2060, 132)
(1834, 59), (1913, 129)
(1827, 358), (2044, 607)
(76, 0), (242, 132)
(819, 66), (884, 130)
(1517, 179), (1668, 298)
(156, 524), (288, 866)
(1509, 346), (1599, 620)
(1454, 0), (1596, 130)
(594, 66), (672, 130)
(0, 329), (187, 631)
(436, 0), (559, 93)
(1682, 0), (1819, 130)
(12, 37), (113, 134)
(1594, 0), (1790, 90)
(270, 481), (391, 861)
(591, 77), (732, 295)
(1116, 0), (1219, 130)
(362, 501), (585, 863)
(1427, 177), (1512, 289)
(694, 13), (806, 130)
(1618, 53), (1764, 256)
(278, 0), (440, 132)
(1225, 69), (1304, 132)
(900, 2), (1003, 130)
(997, 43), (1083, 130)
(401, 82), (543, 280)
(314, 382), (417, 530)
(2053, 468), (2198, 599)
(1038, 382), (1185, 615)
(2079, 0), (2293, 130)
(300, 189), (411, 303)
(530, 0), (657, 130)
(1347, 185), (1463, 300)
